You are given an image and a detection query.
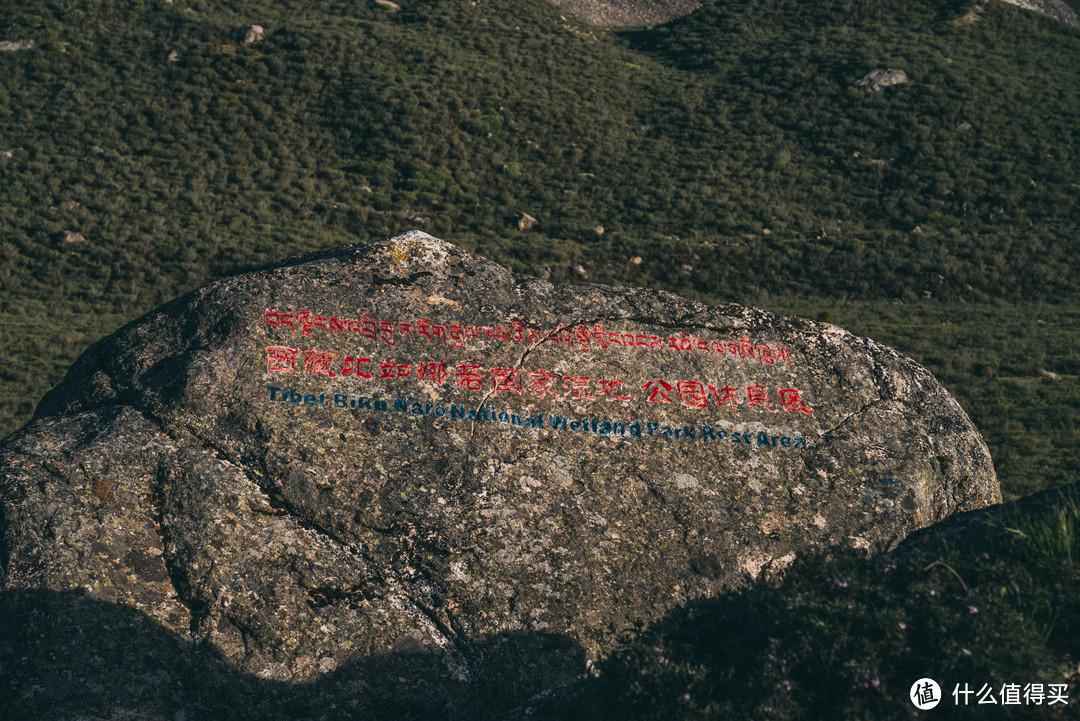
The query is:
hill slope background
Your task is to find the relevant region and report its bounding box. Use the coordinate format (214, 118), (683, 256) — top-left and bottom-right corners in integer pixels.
(2, 1), (1080, 718)
(0, 0), (1078, 505)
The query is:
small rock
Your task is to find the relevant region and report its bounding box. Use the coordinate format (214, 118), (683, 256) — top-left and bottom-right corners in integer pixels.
(57, 230), (85, 243)
(956, 121), (973, 132)
(592, 225), (605, 236)
(573, 264), (588, 277)
(0, 40), (35, 52)
(517, 213), (537, 231)
(0, 149), (14, 159)
(375, 0), (401, 10)
(954, 4), (984, 24)
(232, 25), (264, 44)
(167, 50), (180, 63)
(856, 68), (909, 92)
(1038, 369), (1063, 381)
(629, 256), (642, 265)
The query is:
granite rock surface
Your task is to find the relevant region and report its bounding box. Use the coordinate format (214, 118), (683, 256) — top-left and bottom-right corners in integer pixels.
(0, 231), (999, 718)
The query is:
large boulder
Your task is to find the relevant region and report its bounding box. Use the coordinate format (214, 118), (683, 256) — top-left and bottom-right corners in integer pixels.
(0, 231), (999, 719)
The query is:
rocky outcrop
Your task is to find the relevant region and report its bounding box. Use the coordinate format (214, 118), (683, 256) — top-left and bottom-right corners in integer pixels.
(998, 0), (1080, 27)
(232, 25), (265, 44)
(857, 68), (909, 91)
(549, 0), (701, 27)
(516, 212), (537, 231)
(0, 40), (35, 52)
(0, 231), (999, 719)
(548, 0), (1080, 29)
(55, 230), (85, 243)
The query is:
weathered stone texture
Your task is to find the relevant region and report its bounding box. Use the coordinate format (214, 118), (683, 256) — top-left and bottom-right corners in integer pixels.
(998, 0), (1080, 27)
(856, 68), (909, 91)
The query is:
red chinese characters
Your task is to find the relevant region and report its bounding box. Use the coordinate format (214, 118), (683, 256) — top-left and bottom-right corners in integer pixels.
(641, 379), (675, 403)
(379, 358), (411, 379)
(676, 380), (708, 409)
(526, 370), (561, 399)
(416, 361), (449, 386)
(265, 346), (299, 373)
(597, 379), (632, 401)
(454, 363), (485, 391)
(746, 384), (777, 413)
(341, 356), (373, 378)
(638, 378), (812, 415)
(491, 367), (523, 394)
(779, 388), (813, 414)
(709, 385), (742, 409)
(302, 350), (337, 377)
(563, 376), (596, 400)
(261, 341), (815, 415)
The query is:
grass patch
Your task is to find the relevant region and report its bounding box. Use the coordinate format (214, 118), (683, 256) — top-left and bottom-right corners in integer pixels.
(0, 0), (1077, 504)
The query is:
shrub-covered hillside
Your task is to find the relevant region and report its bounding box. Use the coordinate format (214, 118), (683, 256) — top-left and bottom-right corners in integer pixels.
(0, 0), (1078, 499)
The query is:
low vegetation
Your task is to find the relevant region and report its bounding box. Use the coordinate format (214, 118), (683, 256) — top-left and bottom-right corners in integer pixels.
(0, 0), (1077, 715)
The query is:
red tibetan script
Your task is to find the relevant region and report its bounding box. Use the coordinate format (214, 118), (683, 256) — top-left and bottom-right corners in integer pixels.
(264, 308), (795, 366)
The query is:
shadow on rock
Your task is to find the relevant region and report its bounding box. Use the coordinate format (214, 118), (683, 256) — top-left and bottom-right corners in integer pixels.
(0, 588), (584, 721)
(502, 484), (1080, 720)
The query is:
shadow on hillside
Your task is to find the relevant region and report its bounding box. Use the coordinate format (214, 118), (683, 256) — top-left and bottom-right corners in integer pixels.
(0, 588), (584, 721)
